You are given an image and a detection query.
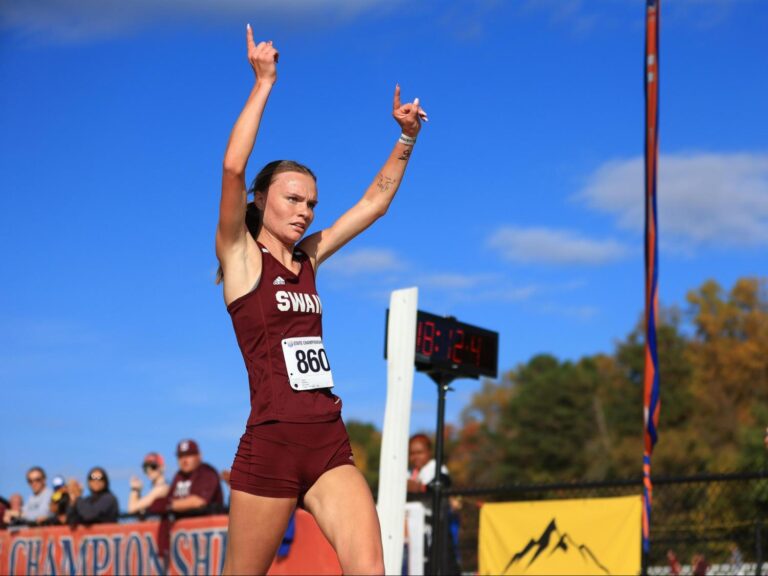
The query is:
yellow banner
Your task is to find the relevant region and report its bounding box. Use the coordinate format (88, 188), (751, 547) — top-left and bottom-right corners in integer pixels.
(479, 495), (641, 576)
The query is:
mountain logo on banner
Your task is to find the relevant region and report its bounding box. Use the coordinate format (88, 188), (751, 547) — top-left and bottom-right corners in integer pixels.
(503, 518), (610, 575)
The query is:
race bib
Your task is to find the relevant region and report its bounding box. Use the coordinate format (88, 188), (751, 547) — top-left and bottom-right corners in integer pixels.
(281, 336), (334, 391)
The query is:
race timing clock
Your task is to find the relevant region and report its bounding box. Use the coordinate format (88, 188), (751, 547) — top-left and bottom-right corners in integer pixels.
(385, 309), (499, 379)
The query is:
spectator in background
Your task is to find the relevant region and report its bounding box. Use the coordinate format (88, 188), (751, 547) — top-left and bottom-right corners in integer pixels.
(22, 466), (52, 525)
(66, 478), (83, 502)
(729, 544), (745, 576)
(692, 553), (709, 576)
(68, 467), (119, 526)
(0, 496), (9, 529)
(47, 475), (71, 526)
(51, 475), (66, 491)
(167, 439), (223, 517)
(407, 434), (449, 495)
(666, 550), (682, 576)
(2, 494), (23, 528)
(128, 452), (169, 516)
(764, 427), (768, 464)
(406, 434), (460, 575)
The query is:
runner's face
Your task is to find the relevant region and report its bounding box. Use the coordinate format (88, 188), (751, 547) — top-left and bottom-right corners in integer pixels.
(259, 172), (317, 244)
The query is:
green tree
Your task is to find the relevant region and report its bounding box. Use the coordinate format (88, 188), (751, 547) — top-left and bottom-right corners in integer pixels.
(687, 278), (768, 470)
(346, 420), (382, 493)
(456, 377), (514, 485)
(499, 355), (600, 483)
(417, 277), (768, 490)
(603, 306), (700, 476)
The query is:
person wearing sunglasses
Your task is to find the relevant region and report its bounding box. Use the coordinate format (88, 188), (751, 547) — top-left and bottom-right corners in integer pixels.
(21, 466), (53, 525)
(127, 452), (169, 515)
(67, 467), (119, 526)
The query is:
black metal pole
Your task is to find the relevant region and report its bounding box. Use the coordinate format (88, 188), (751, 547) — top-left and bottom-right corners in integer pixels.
(430, 373), (449, 576)
(757, 440), (766, 576)
(756, 519), (764, 576)
(641, 547), (648, 576)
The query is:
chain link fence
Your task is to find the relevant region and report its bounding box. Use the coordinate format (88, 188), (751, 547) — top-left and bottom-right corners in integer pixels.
(443, 470), (768, 575)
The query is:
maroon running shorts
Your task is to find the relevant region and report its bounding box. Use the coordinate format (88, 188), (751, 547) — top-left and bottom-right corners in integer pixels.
(229, 416), (355, 503)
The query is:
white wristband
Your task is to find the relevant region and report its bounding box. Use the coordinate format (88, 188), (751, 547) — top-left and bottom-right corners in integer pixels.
(398, 133), (417, 147)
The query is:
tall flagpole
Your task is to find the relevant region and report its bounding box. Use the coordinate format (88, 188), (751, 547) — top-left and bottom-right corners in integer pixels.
(642, 0), (661, 562)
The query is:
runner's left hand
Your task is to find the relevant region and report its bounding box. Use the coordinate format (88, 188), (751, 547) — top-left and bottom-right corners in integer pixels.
(393, 84), (427, 138)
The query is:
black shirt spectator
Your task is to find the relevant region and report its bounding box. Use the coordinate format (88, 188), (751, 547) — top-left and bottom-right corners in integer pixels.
(68, 467), (119, 525)
(46, 476), (72, 526)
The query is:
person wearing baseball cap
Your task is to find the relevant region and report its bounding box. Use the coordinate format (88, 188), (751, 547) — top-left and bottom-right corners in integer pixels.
(167, 439), (223, 517)
(176, 440), (199, 458)
(43, 475), (71, 526)
(127, 452), (169, 515)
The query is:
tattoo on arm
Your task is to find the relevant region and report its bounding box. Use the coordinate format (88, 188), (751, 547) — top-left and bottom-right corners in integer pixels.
(376, 174), (397, 195)
(397, 147), (413, 162)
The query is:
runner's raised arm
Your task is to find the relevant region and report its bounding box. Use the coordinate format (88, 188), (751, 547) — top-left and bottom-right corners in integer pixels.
(299, 84), (428, 268)
(216, 26), (278, 295)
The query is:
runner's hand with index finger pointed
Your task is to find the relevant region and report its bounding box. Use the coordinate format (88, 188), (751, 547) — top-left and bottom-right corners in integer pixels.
(246, 24), (279, 84)
(393, 84), (427, 137)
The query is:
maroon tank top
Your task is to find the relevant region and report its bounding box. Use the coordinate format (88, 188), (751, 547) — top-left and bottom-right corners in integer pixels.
(227, 243), (342, 425)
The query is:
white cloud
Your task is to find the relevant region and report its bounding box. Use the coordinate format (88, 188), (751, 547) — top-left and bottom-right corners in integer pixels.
(1, 0), (392, 43)
(523, 0), (739, 33)
(443, 279), (589, 304)
(580, 152), (768, 248)
(477, 285), (540, 301)
(415, 273), (498, 289)
(322, 247), (404, 276)
(488, 226), (628, 265)
(522, 0), (599, 36)
(538, 303), (599, 320)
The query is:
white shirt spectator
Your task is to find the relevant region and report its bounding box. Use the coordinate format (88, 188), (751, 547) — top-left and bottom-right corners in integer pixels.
(21, 487), (52, 522)
(415, 459), (449, 489)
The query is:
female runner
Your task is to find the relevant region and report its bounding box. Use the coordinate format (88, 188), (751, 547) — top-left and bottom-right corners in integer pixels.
(216, 25), (425, 575)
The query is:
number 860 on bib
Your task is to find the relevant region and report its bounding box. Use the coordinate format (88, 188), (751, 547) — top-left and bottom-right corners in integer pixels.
(281, 337), (335, 391)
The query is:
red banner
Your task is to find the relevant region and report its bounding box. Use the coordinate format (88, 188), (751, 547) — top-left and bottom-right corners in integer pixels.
(0, 510), (341, 575)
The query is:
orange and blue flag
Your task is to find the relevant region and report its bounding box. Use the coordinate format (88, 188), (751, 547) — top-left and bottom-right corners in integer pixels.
(642, 0), (661, 555)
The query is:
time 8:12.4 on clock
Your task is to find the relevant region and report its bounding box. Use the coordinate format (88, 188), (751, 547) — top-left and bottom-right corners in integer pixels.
(413, 310), (498, 379)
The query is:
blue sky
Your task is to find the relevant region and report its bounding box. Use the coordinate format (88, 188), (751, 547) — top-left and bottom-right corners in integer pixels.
(2, 1), (767, 504)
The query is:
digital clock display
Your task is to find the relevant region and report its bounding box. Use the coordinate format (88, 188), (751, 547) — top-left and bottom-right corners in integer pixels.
(385, 309), (499, 379)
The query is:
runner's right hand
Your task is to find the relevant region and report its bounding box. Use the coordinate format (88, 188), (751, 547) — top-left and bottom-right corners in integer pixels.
(247, 24), (279, 84)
